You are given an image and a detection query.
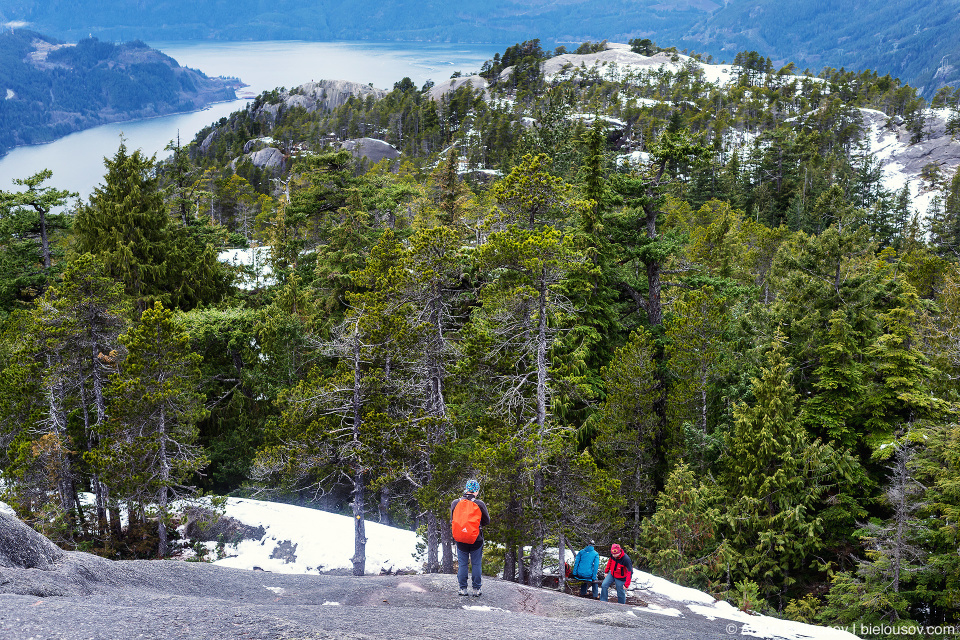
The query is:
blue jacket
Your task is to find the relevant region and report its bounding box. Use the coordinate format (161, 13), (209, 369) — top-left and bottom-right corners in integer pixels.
(572, 545), (599, 580)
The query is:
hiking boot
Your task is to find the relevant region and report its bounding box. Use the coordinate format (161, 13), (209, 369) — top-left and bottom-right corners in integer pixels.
(472, 588), (481, 597)
(458, 588), (468, 596)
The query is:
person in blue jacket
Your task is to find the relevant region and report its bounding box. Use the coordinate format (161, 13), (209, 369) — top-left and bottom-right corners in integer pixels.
(571, 539), (600, 598)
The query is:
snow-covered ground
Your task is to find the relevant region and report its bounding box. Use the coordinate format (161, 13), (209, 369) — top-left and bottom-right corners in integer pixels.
(177, 497), (859, 640)
(205, 497), (420, 575)
(537, 43), (960, 225)
(219, 246), (274, 289)
(542, 43), (736, 88)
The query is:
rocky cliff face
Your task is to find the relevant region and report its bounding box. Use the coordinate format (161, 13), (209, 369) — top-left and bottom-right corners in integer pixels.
(293, 80), (387, 111)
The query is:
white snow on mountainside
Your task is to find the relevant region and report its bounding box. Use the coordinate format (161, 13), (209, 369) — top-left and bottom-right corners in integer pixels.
(540, 42), (736, 85)
(536, 44), (960, 224)
(176, 497), (859, 640)
(860, 107), (960, 220)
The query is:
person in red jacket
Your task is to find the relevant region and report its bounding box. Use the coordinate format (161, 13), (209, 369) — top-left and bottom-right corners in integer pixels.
(599, 543), (632, 604)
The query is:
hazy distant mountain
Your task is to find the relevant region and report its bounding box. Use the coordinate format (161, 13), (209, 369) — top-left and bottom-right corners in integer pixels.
(0, 0), (710, 43)
(3, 0), (958, 95)
(667, 0), (960, 98)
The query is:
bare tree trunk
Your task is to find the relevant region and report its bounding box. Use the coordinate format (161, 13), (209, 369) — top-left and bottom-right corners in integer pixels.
(890, 443), (916, 595)
(91, 346), (113, 538)
(528, 277), (549, 588)
(45, 357), (72, 516)
(378, 485), (391, 526)
(93, 477), (108, 538)
(535, 277), (549, 428)
(127, 501), (138, 530)
(558, 531), (566, 592)
(700, 382), (708, 434)
(107, 490), (122, 539)
(78, 370), (107, 538)
(529, 469), (546, 587)
(72, 486), (87, 536)
(517, 493), (527, 584)
(425, 511), (440, 573)
(440, 519), (454, 573)
(157, 409), (169, 557)
(350, 332), (367, 577)
(504, 547), (517, 582)
(351, 471), (367, 576)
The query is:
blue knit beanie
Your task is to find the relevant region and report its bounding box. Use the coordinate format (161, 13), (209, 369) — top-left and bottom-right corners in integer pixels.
(464, 479), (480, 494)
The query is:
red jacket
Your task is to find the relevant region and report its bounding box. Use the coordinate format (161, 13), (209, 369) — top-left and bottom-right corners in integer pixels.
(604, 553), (633, 588)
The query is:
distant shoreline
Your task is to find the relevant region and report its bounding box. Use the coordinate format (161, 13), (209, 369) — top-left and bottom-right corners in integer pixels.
(0, 92), (246, 159)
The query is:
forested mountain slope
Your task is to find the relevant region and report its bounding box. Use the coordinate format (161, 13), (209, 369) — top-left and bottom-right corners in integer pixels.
(4, 0), (959, 95)
(0, 30), (240, 156)
(1, 0), (711, 43)
(669, 0), (960, 99)
(4, 39), (960, 636)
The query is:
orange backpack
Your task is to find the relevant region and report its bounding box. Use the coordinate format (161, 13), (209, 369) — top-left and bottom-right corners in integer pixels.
(452, 497), (482, 544)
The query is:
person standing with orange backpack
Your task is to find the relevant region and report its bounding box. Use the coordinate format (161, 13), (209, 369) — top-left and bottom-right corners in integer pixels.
(450, 479), (490, 597)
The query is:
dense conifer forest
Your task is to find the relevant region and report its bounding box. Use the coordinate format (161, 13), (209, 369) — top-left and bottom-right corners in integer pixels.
(3, 39), (960, 635)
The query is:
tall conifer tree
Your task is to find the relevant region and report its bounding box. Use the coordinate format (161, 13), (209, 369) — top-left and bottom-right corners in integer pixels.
(74, 142), (169, 314)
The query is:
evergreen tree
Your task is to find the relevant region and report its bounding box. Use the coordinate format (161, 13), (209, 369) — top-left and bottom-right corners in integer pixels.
(864, 288), (949, 441)
(0, 170), (76, 312)
(721, 336), (846, 606)
(394, 226), (469, 572)
(102, 301), (208, 556)
(75, 142), (233, 313)
(608, 126), (708, 493)
(770, 211), (882, 394)
(0, 317), (48, 525)
(74, 142), (169, 314)
(555, 122), (621, 429)
(929, 170), (960, 259)
(254, 268), (407, 575)
(640, 461), (723, 588)
(490, 153), (583, 231)
(177, 304), (269, 494)
(914, 421), (960, 625)
(593, 328), (660, 545)
(800, 309), (868, 449)
(36, 254), (127, 539)
(664, 286), (733, 471)
(821, 431), (929, 630)
(472, 223), (581, 585)
(160, 135), (199, 226)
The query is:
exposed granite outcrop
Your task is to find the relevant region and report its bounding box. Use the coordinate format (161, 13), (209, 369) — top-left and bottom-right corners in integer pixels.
(182, 506), (266, 544)
(341, 137), (401, 164)
(861, 108), (960, 178)
(428, 75), (488, 102)
(0, 512), (64, 570)
(280, 80), (387, 114)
